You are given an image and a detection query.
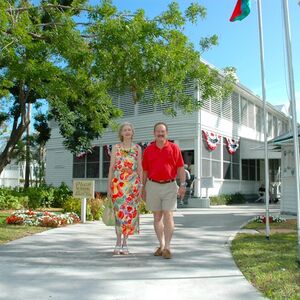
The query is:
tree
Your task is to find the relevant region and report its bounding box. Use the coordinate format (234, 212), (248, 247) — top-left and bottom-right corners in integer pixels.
(33, 108), (51, 186)
(0, 0), (235, 175)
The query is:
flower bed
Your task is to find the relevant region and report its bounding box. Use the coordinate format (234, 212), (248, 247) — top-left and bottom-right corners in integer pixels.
(254, 215), (286, 224)
(6, 210), (80, 227)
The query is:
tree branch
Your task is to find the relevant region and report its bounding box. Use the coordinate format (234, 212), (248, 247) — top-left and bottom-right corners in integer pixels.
(1, 40), (15, 51)
(34, 22), (93, 27)
(5, 4), (92, 13)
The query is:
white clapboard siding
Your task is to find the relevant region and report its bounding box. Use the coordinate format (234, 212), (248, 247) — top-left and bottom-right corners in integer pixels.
(45, 135), (73, 187)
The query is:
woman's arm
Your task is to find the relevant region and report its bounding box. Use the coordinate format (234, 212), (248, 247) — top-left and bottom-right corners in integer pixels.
(137, 145), (143, 197)
(107, 145), (117, 197)
(137, 145), (143, 183)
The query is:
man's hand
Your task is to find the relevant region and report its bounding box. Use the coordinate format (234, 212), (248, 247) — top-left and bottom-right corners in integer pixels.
(178, 186), (186, 199)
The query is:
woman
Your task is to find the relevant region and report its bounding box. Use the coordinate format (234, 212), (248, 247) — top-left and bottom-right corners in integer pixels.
(107, 122), (143, 255)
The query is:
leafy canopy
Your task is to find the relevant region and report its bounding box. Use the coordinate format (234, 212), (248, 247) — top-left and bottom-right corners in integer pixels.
(0, 0), (235, 157)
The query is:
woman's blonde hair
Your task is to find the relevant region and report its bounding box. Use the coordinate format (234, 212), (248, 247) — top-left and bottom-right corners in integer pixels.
(118, 122), (135, 142)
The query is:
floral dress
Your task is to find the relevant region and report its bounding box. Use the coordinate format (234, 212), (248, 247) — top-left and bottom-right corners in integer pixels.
(111, 144), (140, 235)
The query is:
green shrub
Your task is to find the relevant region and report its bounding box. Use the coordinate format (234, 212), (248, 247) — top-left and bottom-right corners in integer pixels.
(0, 194), (25, 210)
(88, 197), (105, 220)
(138, 199), (151, 214)
(210, 193), (246, 205)
(62, 196), (92, 221)
(0, 188), (28, 210)
(18, 186), (56, 209)
(227, 192), (246, 204)
(52, 182), (72, 208)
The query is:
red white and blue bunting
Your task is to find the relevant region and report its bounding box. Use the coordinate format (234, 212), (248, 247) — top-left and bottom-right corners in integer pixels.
(225, 137), (240, 155)
(202, 130), (221, 151)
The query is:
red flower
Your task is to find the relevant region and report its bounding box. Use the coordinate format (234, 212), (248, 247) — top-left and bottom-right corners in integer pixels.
(132, 210), (137, 218)
(127, 206), (133, 213)
(124, 160), (133, 169)
(111, 181), (124, 199)
(118, 211), (125, 219)
(262, 216), (273, 224)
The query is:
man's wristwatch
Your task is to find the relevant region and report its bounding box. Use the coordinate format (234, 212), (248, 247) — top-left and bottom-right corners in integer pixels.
(180, 182), (187, 187)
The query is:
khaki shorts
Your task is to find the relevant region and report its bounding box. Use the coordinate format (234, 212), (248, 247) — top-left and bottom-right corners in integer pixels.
(145, 180), (178, 211)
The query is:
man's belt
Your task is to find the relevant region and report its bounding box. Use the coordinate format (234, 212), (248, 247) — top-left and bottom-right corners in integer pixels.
(148, 178), (175, 184)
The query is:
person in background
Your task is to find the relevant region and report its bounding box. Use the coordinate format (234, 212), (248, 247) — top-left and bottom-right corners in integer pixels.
(107, 122), (143, 255)
(142, 122), (186, 259)
(179, 164), (191, 206)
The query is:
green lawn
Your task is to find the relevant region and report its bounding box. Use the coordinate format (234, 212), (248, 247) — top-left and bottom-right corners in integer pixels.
(0, 211), (49, 245)
(231, 219), (300, 300)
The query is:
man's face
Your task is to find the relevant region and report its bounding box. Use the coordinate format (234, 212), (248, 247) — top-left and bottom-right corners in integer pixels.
(154, 124), (168, 143)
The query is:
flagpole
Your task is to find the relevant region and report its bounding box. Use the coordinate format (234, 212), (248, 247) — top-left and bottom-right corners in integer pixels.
(257, 0), (270, 239)
(281, 0), (300, 263)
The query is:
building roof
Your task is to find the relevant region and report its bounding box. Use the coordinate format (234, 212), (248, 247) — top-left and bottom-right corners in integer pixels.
(271, 126), (300, 145)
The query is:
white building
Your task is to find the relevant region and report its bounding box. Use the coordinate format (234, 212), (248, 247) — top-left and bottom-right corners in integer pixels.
(45, 79), (290, 200)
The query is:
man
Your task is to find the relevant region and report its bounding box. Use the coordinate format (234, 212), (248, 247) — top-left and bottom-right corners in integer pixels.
(142, 122), (186, 259)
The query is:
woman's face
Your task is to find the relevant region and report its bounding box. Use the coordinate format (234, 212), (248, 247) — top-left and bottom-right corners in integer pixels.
(121, 125), (133, 140)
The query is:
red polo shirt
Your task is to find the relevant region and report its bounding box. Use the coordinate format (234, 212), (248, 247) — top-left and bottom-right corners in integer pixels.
(142, 141), (184, 181)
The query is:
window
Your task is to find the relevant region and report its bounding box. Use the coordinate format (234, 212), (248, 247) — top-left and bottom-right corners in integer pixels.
(102, 146), (111, 178)
(201, 138), (221, 178)
(242, 159), (259, 181)
(86, 147), (100, 178)
(223, 138), (240, 180)
(73, 147), (100, 178)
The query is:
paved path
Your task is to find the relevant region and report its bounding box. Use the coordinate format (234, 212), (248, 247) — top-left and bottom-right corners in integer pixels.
(0, 204), (279, 300)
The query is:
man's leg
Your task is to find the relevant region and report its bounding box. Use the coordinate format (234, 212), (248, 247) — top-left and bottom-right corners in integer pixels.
(153, 211), (164, 249)
(162, 210), (174, 250)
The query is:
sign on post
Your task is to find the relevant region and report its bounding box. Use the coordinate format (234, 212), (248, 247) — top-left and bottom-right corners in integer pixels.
(73, 180), (95, 223)
(200, 177), (214, 198)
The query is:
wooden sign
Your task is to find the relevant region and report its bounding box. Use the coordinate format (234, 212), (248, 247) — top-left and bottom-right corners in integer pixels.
(73, 180), (95, 199)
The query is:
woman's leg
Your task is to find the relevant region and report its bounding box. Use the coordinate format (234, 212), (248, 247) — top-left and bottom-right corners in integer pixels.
(121, 234), (129, 255)
(113, 225), (122, 254)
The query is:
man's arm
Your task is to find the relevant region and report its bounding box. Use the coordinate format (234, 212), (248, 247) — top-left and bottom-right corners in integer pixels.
(142, 170), (148, 201)
(177, 166), (186, 199)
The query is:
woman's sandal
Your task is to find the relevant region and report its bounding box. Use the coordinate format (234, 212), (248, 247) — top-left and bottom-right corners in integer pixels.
(121, 244), (129, 255)
(113, 245), (122, 255)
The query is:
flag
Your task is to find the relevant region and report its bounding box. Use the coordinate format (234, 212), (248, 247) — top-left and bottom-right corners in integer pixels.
(230, 0), (251, 22)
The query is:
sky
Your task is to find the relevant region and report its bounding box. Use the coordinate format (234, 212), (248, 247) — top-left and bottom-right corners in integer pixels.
(90, 0), (300, 119)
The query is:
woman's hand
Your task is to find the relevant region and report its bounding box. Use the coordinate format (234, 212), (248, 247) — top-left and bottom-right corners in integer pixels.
(107, 187), (112, 198)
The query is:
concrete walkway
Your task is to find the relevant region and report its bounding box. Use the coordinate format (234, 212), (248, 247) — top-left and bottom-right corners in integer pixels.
(0, 204), (279, 300)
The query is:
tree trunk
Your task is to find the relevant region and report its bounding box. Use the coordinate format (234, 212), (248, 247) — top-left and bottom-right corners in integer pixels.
(0, 84), (30, 176)
(0, 123), (29, 175)
(24, 103), (31, 188)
